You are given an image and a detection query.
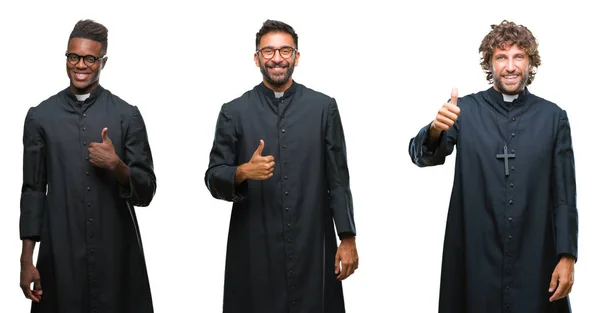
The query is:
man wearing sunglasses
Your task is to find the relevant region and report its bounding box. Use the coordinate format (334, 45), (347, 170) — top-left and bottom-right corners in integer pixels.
(205, 19), (359, 313)
(19, 19), (157, 313)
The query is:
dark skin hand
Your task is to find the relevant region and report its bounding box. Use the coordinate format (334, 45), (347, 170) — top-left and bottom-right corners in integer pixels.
(549, 255), (576, 302)
(88, 127), (130, 185)
(335, 234), (359, 280)
(20, 239), (42, 302)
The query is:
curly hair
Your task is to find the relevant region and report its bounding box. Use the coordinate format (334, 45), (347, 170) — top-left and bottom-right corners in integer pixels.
(69, 19), (108, 55)
(255, 19), (298, 50)
(479, 20), (541, 85)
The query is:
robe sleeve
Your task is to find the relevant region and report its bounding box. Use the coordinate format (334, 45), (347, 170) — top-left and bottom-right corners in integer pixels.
(408, 119), (458, 167)
(20, 107), (47, 241)
(552, 110), (578, 261)
(324, 98), (356, 238)
(118, 106), (157, 207)
(204, 103), (248, 202)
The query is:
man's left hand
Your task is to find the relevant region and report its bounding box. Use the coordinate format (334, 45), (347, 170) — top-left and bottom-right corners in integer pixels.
(335, 236), (359, 280)
(89, 127), (119, 171)
(549, 254), (575, 302)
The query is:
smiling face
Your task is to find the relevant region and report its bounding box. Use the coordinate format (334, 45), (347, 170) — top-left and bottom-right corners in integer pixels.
(491, 43), (530, 95)
(66, 37), (107, 95)
(254, 31), (300, 92)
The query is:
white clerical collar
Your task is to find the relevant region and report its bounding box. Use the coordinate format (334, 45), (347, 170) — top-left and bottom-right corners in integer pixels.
(274, 91), (284, 98)
(502, 93), (519, 102)
(75, 93), (91, 101)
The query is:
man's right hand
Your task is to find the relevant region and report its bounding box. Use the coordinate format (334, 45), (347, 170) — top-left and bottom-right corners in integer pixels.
(236, 140), (275, 183)
(431, 88), (461, 132)
(20, 262), (42, 303)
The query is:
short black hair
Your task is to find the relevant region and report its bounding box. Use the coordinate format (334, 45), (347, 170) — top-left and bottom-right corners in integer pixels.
(255, 19), (298, 50)
(69, 19), (108, 55)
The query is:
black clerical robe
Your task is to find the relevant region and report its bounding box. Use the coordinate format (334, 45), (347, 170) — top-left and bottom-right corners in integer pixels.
(205, 81), (356, 313)
(20, 85), (156, 313)
(409, 87), (578, 313)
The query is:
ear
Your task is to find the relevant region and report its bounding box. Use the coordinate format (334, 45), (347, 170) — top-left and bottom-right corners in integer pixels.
(101, 57), (108, 69)
(293, 51), (300, 66)
(254, 53), (260, 67)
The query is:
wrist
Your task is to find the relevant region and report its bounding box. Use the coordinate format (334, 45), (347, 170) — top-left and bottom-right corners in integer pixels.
(236, 164), (248, 183)
(110, 156), (123, 172)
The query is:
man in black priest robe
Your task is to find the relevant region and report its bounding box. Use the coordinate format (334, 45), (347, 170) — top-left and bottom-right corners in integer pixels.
(205, 20), (359, 313)
(19, 20), (157, 313)
(408, 20), (578, 313)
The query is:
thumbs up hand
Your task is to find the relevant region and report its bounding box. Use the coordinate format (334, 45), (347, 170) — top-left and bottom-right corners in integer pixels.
(88, 127), (119, 171)
(240, 140), (275, 181)
(431, 88), (461, 132)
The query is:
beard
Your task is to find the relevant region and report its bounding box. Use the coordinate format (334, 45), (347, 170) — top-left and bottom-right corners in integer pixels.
(259, 58), (295, 86)
(492, 67), (529, 95)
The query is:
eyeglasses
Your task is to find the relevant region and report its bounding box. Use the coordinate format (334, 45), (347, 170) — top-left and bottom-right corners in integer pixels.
(256, 46), (297, 59)
(65, 52), (105, 67)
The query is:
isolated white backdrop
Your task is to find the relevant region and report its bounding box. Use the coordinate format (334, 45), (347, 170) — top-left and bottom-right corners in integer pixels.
(0, 0), (597, 312)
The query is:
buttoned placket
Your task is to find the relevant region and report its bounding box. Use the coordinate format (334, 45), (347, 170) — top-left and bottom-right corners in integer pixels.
(502, 111), (519, 312)
(276, 95), (299, 309)
(79, 103), (99, 312)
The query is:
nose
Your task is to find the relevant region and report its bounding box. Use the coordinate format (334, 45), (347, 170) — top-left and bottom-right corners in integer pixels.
(271, 50), (284, 62)
(75, 58), (87, 69)
(506, 58), (516, 72)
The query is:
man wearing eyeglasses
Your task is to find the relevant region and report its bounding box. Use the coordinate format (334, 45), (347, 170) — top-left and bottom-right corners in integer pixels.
(19, 19), (156, 313)
(205, 19), (358, 313)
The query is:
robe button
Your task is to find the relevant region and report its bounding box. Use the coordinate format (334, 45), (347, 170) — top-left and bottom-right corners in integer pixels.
(85, 156), (89, 160)
(88, 202), (92, 207)
(508, 217), (513, 222)
(283, 144), (287, 149)
(511, 132), (515, 137)
(508, 235), (512, 240)
(511, 149), (515, 153)
(87, 186), (91, 191)
(89, 217), (93, 222)
(83, 127), (87, 131)
(83, 141), (87, 146)
(281, 129), (286, 133)
(512, 117), (516, 121)
(511, 166), (515, 171)
(287, 222), (291, 227)
(285, 190), (289, 195)
(287, 238), (292, 243)
(86, 172), (90, 176)
(509, 183), (514, 188)
(509, 199), (513, 205)
(284, 175), (288, 180)
(89, 233), (93, 238)
(505, 268), (511, 274)
(291, 285), (295, 289)
(83, 113), (87, 117)
(285, 207), (290, 212)
(505, 286), (511, 291)
(288, 254), (292, 259)
(289, 270), (293, 275)
(281, 114), (284, 118)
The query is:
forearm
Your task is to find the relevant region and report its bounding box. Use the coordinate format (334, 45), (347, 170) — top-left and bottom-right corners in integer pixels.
(234, 163), (248, 185)
(427, 122), (443, 146)
(20, 239), (36, 265)
(111, 158), (130, 186)
(409, 122), (453, 167)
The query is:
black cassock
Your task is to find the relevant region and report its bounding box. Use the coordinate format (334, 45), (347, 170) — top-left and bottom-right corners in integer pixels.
(409, 87), (578, 313)
(20, 85), (156, 313)
(205, 81), (356, 313)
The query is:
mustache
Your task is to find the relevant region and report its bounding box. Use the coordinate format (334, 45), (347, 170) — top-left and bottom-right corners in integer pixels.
(266, 61), (289, 68)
